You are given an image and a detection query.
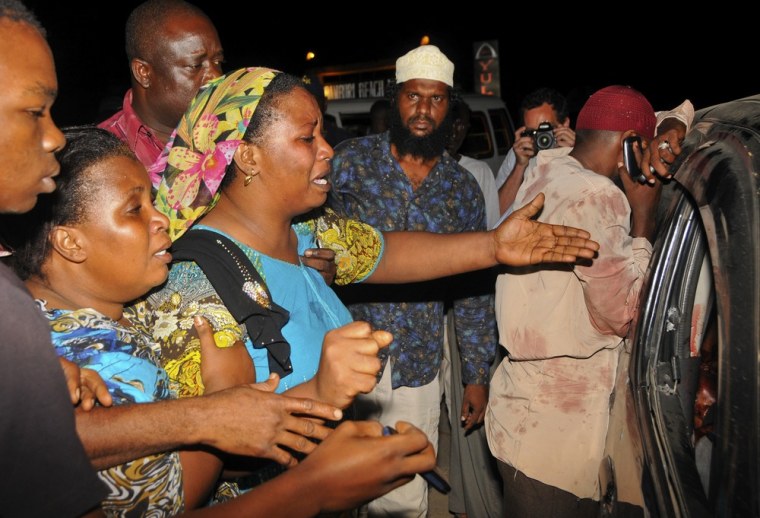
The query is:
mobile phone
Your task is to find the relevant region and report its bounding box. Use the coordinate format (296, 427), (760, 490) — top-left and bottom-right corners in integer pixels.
(382, 425), (451, 494)
(622, 135), (647, 184)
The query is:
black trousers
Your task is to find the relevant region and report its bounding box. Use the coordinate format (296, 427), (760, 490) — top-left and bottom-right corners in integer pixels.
(497, 462), (599, 518)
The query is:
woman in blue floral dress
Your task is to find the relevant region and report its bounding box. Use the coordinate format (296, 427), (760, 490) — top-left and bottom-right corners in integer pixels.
(8, 126), (251, 515)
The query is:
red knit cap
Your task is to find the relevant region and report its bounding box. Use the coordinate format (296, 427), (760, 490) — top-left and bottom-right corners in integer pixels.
(576, 85), (656, 139)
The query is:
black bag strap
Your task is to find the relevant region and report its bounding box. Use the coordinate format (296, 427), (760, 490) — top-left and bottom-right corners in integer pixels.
(171, 229), (293, 377)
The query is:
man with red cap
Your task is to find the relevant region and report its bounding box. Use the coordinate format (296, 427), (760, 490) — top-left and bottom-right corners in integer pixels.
(485, 85), (661, 516)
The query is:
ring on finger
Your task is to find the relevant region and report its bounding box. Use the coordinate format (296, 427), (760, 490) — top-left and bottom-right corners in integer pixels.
(658, 140), (670, 151)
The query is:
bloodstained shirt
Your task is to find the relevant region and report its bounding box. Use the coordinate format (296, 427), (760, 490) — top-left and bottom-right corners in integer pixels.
(486, 147), (652, 499)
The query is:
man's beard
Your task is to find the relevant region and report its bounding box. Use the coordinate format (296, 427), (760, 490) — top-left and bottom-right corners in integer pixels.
(388, 106), (453, 160)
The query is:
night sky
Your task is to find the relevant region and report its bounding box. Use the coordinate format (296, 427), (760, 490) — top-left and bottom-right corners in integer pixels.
(24, 1), (757, 128)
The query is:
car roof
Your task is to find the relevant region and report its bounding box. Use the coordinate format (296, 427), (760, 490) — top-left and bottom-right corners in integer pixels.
(695, 93), (760, 130)
(325, 92), (506, 115)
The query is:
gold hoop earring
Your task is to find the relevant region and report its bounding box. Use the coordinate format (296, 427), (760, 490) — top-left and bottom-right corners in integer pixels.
(244, 170), (259, 186)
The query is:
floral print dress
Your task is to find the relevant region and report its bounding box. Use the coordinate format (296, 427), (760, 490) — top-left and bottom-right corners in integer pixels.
(42, 302), (183, 517)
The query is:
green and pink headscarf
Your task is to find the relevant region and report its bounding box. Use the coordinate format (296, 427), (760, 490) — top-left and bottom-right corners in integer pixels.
(149, 67), (279, 241)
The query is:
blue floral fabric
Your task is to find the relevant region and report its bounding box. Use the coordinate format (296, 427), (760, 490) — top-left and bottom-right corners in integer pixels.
(328, 132), (497, 388)
(42, 304), (183, 516)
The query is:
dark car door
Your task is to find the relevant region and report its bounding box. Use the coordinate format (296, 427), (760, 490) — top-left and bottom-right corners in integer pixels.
(601, 96), (760, 518)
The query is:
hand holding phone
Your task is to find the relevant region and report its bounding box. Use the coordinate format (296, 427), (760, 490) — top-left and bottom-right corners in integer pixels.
(382, 425), (451, 494)
(622, 135), (647, 184)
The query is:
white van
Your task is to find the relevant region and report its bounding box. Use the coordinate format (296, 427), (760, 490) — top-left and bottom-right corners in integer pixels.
(325, 93), (514, 174)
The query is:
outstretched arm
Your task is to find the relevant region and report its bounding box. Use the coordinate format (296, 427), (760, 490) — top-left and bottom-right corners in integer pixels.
(368, 193), (599, 283)
(491, 192), (599, 265)
(76, 382), (342, 470)
(182, 420), (435, 517)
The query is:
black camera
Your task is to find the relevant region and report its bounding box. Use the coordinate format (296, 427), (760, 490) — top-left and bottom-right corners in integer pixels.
(521, 122), (556, 151)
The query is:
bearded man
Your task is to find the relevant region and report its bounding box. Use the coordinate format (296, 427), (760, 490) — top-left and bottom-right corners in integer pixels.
(328, 44), (497, 517)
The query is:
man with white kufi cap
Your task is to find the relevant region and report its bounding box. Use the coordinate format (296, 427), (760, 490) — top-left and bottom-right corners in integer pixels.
(329, 45), (498, 517)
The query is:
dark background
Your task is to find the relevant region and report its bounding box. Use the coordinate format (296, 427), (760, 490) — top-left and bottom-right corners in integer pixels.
(26, 1), (757, 127)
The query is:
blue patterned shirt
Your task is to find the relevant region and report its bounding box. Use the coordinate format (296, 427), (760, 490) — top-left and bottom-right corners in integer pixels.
(41, 303), (184, 516)
(328, 132), (497, 389)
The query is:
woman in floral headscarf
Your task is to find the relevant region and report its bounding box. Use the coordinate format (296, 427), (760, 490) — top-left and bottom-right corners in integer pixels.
(147, 68), (389, 408)
(146, 67), (395, 499)
(143, 65), (597, 497)
(147, 67), (597, 406)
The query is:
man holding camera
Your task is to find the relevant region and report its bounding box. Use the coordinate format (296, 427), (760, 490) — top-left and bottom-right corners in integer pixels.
(495, 87), (574, 215)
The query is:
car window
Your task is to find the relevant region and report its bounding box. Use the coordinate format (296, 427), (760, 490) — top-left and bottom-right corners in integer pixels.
(460, 110), (493, 160)
(334, 112), (370, 139)
(488, 108), (513, 156)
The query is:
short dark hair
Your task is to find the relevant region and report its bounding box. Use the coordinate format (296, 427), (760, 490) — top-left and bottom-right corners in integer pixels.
(220, 72), (305, 189)
(520, 87), (569, 124)
(125, 0), (209, 61)
(0, 0), (45, 36)
(9, 127), (138, 280)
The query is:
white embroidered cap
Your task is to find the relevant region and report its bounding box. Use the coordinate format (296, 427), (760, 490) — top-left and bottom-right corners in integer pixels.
(395, 45), (454, 87)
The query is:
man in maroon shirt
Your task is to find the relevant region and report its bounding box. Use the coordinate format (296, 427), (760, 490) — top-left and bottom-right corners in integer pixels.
(98, 0), (223, 168)
(100, 0), (337, 278)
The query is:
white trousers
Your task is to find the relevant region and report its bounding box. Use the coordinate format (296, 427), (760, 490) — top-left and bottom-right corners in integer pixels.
(354, 363), (441, 518)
